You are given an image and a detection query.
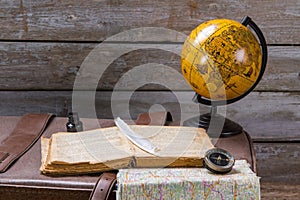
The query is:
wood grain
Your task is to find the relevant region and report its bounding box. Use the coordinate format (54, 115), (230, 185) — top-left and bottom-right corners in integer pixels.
(261, 181), (300, 200)
(0, 91), (298, 140)
(255, 143), (300, 183)
(0, 0), (299, 44)
(0, 42), (299, 91)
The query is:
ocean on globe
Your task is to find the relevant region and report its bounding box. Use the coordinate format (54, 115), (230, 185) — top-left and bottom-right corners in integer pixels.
(181, 18), (262, 101)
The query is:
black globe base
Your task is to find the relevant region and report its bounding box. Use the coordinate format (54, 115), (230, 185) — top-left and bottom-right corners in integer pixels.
(183, 113), (243, 138)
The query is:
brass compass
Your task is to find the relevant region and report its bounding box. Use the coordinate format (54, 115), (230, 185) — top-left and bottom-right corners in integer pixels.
(203, 148), (235, 174)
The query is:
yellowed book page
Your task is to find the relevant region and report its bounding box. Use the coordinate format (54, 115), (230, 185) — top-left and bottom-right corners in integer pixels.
(40, 137), (50, 171)
(47, 126), (134, 165)
(128, 126), (214, 167)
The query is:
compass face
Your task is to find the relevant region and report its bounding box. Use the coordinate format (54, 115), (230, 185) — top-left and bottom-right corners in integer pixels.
(209, 152), (230, 166)
(203, 148), (235, 174)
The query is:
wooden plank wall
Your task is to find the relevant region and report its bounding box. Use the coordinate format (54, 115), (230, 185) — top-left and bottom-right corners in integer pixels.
(0, 0), (299, 198)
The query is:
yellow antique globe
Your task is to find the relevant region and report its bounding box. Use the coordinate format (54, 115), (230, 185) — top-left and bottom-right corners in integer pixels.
(181, 16), (268, 136)
(181, 18), (263, 102)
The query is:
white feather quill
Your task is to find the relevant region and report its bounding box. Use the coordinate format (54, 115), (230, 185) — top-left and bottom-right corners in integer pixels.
(114, 117), (159, 156)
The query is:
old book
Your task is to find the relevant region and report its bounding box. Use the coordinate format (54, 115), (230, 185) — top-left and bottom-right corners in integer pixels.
(41, 125), (214, 175)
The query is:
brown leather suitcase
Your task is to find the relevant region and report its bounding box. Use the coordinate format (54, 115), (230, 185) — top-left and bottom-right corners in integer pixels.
(0, 113), (256, 200)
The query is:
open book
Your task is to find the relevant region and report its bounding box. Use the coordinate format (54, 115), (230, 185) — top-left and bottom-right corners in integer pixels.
(41, 125), (214, 175)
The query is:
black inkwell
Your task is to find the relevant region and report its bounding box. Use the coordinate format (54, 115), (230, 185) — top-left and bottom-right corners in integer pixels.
(66, 112), (83, 132)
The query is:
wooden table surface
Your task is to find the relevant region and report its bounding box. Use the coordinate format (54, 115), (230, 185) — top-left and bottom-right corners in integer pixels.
(261, 182), (300, 200)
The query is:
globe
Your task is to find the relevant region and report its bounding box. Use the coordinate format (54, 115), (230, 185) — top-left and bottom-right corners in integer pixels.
(181, 16), (268, 136)
(181, 18), (263, 102)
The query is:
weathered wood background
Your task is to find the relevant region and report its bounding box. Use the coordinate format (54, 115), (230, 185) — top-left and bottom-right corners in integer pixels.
(0, 0), (299, 199)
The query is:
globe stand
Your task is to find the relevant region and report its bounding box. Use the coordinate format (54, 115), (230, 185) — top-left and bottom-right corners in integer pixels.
(183, 94), (243, 138)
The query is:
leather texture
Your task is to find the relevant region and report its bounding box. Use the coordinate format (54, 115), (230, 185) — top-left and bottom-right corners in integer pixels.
(135, 111), (173, 126)
(89, 172), (117, 200)
(215, 130), (257, 173)
(0, 113), (53, 173)
(0, 112), (256, 200)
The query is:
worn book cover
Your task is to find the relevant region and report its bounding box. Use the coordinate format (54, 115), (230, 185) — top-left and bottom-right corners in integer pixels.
(41, 125), (214, 175)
